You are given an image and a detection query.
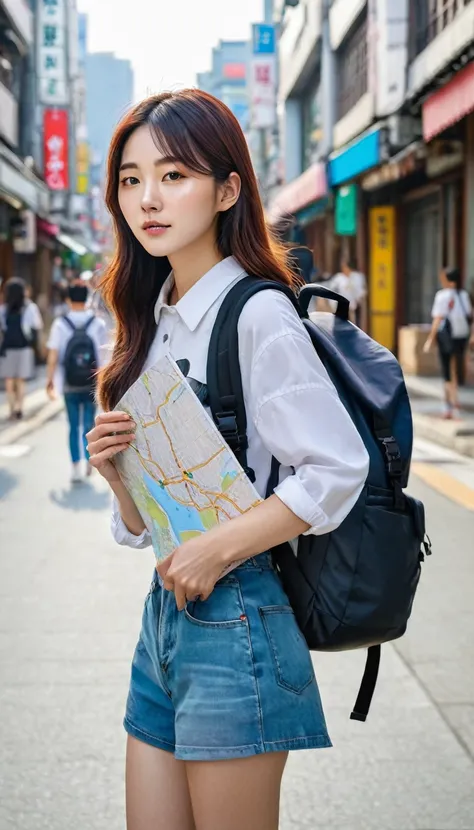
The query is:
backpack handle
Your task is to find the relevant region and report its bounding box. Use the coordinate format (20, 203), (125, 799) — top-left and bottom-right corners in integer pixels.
(299, 285), (350, 320)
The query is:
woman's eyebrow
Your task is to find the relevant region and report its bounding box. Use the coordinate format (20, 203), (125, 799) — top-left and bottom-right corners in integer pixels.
(119, 156), (180, 173)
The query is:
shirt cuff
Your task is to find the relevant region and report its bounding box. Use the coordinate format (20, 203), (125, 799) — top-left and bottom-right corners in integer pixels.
(111, 512), (151, 549)
(274, 474), (326, 535)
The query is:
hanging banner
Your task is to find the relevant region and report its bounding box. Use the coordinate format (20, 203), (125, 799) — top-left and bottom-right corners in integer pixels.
(37, 0), (68, 105)
(44, 108), (69, 191)
(369, 205), (396, 351)
(250, 23), (276, 130)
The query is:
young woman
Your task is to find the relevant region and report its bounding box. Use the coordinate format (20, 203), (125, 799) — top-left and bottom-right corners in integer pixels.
(86, 90), (369, 830)
(0, 277), (43, 419)
(424, 267), (473, 419)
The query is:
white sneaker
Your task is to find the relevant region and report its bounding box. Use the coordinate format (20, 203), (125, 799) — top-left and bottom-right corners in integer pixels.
(71, 463), (82, 483)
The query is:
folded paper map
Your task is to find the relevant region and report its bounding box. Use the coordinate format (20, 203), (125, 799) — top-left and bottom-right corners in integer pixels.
(114, 354), (262, 563)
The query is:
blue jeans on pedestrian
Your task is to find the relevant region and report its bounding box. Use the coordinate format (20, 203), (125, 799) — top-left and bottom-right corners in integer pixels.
(64, 391), (96, 464)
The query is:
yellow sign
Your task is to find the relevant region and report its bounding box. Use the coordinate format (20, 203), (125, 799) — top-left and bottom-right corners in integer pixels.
(369, 206), (396, 351)
(76, 142), (89, 194)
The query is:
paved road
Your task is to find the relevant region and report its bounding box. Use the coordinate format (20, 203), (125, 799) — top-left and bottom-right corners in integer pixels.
(0, 414), (473, 830)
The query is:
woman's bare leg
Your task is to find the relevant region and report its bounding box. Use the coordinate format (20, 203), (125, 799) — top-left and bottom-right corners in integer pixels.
(15, 378), (25, 415)
(186, 752), (288, 830)
(5, 378), (16, 416)
(126, 735), (195, 830)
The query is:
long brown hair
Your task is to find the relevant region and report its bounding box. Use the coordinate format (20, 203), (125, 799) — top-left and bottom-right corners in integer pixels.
(99, 89), (299, 410)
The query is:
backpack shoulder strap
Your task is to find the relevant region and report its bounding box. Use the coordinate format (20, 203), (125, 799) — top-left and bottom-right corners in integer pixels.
(62, 315), (76, 332)
(207, 276), (300, 481)
(83, 314), (96, 332)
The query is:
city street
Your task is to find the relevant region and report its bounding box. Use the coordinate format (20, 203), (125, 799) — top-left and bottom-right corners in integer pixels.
(0, 412), (473, 830)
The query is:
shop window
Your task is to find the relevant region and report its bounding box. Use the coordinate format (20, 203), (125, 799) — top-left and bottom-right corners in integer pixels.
(302, 83), (323, 169)
(409, 0), (474, 60)
(336, 12), (368, 121)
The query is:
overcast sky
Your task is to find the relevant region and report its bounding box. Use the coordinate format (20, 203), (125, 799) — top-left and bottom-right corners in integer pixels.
(77, 0), (264, 100)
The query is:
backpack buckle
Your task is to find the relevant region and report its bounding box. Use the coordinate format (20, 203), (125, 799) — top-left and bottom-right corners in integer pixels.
(379, 436), (403, 477)
(215, 412), (247, 452)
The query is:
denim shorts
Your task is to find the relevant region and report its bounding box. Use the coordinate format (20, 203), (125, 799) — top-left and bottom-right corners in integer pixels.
(124, 552), (332, 761)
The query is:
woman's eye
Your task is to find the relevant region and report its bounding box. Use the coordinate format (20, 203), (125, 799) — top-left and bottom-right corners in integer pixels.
(121, 176), (139, 186)
(163, 171), (183, 182)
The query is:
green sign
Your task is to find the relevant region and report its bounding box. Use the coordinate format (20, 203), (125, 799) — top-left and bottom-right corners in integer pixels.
(335, 184), (357, 236)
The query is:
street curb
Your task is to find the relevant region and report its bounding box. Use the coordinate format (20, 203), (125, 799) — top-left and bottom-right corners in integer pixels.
(0, 399), (64, 447)
(413, 413), (474, 459)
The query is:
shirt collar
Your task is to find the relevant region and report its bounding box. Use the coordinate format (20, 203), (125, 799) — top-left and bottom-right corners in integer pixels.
(154, 256), (246, 331)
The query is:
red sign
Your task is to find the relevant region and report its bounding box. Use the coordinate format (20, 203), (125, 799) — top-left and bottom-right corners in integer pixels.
(44, 109), (69, 190)
(223, 63), (246, 80)
(423, 62), (474, 142)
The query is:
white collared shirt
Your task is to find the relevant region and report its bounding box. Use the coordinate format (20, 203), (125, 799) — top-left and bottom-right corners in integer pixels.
(112, 256), (369, 549)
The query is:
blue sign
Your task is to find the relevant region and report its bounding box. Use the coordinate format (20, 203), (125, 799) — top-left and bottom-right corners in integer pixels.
(252, 24), (275, 55)
(328, 128), (382, 187)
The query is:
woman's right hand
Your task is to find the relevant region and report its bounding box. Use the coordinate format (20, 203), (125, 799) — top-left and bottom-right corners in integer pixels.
(86, 411), (136, 483)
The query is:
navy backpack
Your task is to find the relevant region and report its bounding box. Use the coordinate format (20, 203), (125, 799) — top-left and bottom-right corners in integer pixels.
(206, 278), (431, 721)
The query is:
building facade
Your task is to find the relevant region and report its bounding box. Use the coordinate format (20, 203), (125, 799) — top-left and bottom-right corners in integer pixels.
(85, 51), (134, 187)
(270, 0), (474, 364)
(0, 0), (49, 291)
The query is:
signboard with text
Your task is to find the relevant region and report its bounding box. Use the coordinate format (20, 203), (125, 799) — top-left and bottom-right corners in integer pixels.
(44, 109), (69, 191)
(250, 23), (276, 130)
(37, 0), (68, 105)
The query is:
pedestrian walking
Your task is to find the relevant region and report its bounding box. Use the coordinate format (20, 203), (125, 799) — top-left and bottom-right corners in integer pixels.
(46, 281), (108, 483)
(424, 267), (473, 419)
(331, 258), (368, 329)
(86, 89), (369, 830)
(0, 277), (43, 420)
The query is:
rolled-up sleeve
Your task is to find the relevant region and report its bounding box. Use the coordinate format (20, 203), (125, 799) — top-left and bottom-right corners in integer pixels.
(111, 496), (152, 549)
(240, 291), (370, 536)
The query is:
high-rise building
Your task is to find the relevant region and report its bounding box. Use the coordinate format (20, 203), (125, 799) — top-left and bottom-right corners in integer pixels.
(197, 41), (250, 137)
(85, 52), (134, 186)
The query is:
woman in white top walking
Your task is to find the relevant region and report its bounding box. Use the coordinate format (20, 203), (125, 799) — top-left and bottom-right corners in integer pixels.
(424, 267), (473, 419)
(85, 90), (369, 830)
(0, 277), (43, 419)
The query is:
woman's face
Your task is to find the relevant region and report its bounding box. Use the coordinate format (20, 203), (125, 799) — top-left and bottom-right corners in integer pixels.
(117, 125), (238, 259)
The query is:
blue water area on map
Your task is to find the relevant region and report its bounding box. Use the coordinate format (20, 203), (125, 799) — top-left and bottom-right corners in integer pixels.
(144, 472), (207, 541)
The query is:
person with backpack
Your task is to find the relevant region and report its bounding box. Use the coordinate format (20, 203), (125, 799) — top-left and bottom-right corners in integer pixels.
(46, 281), (108, 483)
(423, 267), (473, 419)
(0, 277), (43, 420)
(84, 91), (428, 830)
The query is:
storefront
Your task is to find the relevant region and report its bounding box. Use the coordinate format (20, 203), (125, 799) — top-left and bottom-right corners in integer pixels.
(268, 161), (329, 270)
(0, 143), (49, 287)
(327, 124), (389, 277)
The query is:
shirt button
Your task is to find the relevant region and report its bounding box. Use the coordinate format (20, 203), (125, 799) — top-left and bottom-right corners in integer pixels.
(163, 334), (169, 343)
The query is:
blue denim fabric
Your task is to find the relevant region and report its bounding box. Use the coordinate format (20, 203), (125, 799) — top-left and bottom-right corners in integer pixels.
(124, 552), (331, 761)
(64, 391), (96, 464)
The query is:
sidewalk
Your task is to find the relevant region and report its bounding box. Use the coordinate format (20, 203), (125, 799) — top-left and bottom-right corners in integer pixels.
(0, 368), (63, 445)
(406, 375), (474, 457)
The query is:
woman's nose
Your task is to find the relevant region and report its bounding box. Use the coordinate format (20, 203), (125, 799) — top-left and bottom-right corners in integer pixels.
(141, 183), (163, 213)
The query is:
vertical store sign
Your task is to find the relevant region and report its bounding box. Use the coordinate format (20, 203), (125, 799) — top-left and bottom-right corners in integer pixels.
(369, 206), (396, 351)
(37, 0), (68, 105)
(44, 109), (69, 190)
(250, 23), (276, 129)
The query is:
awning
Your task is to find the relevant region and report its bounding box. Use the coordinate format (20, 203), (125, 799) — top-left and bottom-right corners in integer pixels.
(0, 145), (49, 215)
(269, 162), (327, 221)
(328, 125), (386, 187)
(423, 61), (474, 142)
(57, 233), (88, 257)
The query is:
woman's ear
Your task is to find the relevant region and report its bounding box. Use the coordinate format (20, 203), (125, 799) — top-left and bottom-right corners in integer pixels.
(217, 172), (241, 213)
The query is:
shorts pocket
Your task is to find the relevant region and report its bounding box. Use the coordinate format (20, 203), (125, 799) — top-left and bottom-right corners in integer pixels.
(184, 579), (247, 628)
(260, 605), (314, 694)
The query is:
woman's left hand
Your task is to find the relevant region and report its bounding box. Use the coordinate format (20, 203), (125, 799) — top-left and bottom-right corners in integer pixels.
(156, 535), (232, 611)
